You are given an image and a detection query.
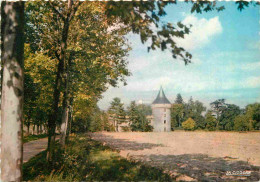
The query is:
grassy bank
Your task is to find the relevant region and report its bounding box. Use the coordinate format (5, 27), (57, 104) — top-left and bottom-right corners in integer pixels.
(23, 134), (172, 181)
(23, 134), (48, 143)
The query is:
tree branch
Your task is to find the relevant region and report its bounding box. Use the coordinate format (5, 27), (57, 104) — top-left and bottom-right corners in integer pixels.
(69, 1), (83, 21)
(48, 1), (66, 22)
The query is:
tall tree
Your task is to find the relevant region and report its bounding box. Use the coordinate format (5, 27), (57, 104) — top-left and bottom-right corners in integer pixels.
(108, 97), (126, 132)
(128, 101), (152, 132)
(210, 99), (227, 128)
(26, 0), (83, 160)
(219, 104), (241, 130)
(1, 2), (24, 181)
(23, 44), (56, 136)
(171, 104), (184, 128)
(175, 93), (183, 104)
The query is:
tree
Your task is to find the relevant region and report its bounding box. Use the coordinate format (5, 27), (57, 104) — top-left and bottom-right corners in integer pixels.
(182, 97), (206, 129)
(136, 104), (152, 116)
(23, 72), (39, 135)
(175, 93), (183, 104)
(128, 101), (152, 132)
(234, 115), (251, 131)
(205, 111), (217, 131)
(246, 103), (260, 130)
(1, 1), (24, 181)
(210, 99), (227, 129)
(183, 97), (194, 120)
(192, 100), (206, 129)
(171, 104), (184, 128)
(182, 118), (196, 131)
(219, 104), (241, 130)
(23, 44), (56, 136)
(108, 98), (126, 132)
(25, 1), (131, 158)
(210, 99), (226, 118)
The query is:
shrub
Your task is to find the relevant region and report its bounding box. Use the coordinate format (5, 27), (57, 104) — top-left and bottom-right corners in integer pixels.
(121, 126), (131, 132)
(182, 118), (196, 131)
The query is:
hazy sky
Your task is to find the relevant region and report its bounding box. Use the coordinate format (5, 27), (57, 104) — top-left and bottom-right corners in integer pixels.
(98, 2), (260, 110)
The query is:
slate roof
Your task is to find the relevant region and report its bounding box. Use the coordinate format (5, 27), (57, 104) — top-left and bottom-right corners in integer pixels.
(152, 87), (171, 104)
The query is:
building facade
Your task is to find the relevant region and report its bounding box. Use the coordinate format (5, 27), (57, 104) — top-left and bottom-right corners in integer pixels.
(151, 87), (171, 132)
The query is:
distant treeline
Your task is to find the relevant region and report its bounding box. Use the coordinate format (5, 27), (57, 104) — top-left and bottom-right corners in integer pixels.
(80, 95), (260, 132)
(171, 94), (260, 131)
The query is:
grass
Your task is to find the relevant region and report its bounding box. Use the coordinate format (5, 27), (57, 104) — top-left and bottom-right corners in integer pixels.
(23, 134), (172, 181)
(23, 134), (48, 143)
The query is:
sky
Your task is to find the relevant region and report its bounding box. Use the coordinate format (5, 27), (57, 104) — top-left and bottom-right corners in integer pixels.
(98, 2), (260, 110)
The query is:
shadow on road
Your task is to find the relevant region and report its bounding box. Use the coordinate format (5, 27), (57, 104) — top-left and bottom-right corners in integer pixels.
(90, 133), (163, 151)
(90, 133), (260, 181)
(131, 153), (260, 181)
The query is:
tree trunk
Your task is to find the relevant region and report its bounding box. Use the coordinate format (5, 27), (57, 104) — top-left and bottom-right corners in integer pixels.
(39, 125), (41, 134)
(1, 2), (24, 181)
(66, 99), (73, 143)
(60, 106), (69, 146)
(66, 98), (73, 141)
(37, 125), (40, 135)
(47, 2), (71, 162)
(60, 55), (72, 147)
(27, 123), (30, 136)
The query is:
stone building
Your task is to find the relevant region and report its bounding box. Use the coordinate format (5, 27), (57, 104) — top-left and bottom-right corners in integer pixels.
(151, 87), (171, 132)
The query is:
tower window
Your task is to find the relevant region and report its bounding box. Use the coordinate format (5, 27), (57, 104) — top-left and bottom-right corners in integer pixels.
(164, 114), (166, 117)
(164, 120), (166, 124)
(164, 108), (166, 112)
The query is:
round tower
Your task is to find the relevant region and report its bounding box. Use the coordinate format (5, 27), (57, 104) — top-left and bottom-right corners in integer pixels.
(152, 87), (171, 132)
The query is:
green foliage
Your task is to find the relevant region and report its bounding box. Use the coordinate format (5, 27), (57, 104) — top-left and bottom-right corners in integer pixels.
(182, 118), (196, 131)
(233, 103), (260, 131)
(171, 103), (184, 128)
(247, 103), (260, 130)
(234, 115), (252, 131)
(205, 111), (217, 131)
(89, 109), (113, 132)
(219, 104), (241, 131)
(189, 1), (225, 14)
(210, 99), (227, 120)
(182, 97), (206, 129)
(23, 135), (172, 181)
(23, 44), (56, 131)
(108, 98), (126, 131)
(175, 93), (183, 104)
(136, 104), (152, 116)
(128, 101), (153, 132)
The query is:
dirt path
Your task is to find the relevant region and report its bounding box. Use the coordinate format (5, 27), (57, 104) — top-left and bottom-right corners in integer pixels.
(90, 132), (260, 181)
(23, 136), (60, 163)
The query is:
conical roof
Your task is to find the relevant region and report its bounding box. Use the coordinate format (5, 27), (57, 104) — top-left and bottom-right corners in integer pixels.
(152, 86), (171, 104)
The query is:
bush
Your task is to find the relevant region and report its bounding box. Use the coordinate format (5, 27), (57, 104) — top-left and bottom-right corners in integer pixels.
(182, 118), (196, 131)
(121, 126), (131, 132)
